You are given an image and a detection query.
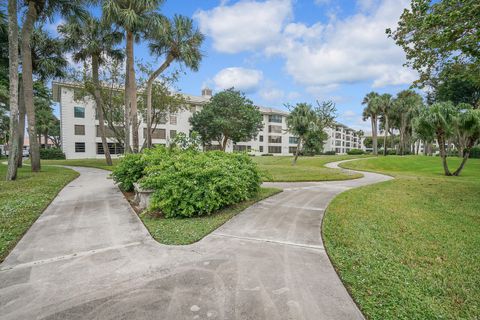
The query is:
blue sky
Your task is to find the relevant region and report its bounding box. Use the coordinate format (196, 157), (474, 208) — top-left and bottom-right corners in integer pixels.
(52, 0), (417, 132)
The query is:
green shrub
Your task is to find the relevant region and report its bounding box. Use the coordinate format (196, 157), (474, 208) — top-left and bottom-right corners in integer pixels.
(111, 153), (147, 191)
(469, 146), (480, 158)
(323, 150), (336, 155)
(346, 148), (365, 155)
(40, 148), (65, 160)
(141, 149), (261, 218)
(261, 153), (274, 156)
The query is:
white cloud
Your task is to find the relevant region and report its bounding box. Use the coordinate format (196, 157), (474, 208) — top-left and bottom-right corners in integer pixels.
(342, 110), (357, 118)
(259, 87), (285, 101)
(213, 67), (263, 92)
(194, 0), (292, 53)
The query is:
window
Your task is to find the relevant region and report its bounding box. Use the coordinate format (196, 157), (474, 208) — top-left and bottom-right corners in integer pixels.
(170, 115), (177, 125)
(96, 143), (124, 155)
(74, 106), (85, 118)
(170, 130), (177, 139)
(268, 146), (282, 154)
(259, 146), (264, 152)
(96, 126), (118, 138)
(259, 135), (264, 142)
(268, 135), (282, 143)
(233, 145), (251, 152)
(268, 114), (282, 123)
(289, 146), (297, 154)
(75, 142), (85, 152)
(157, 114), (168, 124)
(335, 148), (341, 154)
(74, 125), (85, 135)
(268, 125), (282, 133)
(289, 137), (298, 144)
(143, 128), (166, 139)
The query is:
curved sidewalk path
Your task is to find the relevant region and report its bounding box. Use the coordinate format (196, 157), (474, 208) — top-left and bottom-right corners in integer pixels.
(0, 160), (391, 320)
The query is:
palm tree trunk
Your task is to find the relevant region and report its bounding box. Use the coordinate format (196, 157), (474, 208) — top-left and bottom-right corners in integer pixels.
(92, 55), (113, 166)
(146, 54), (174, 149)
(371, 117), (377, 155)
(17, 81), (25, 167)
(292, 138), (302, 165)
(438, 135), (451, 176)
(126, 30), (139, 153)
(6, 0), (20, 181)
(452, 151), (470, 176)
(22, 1), (40, 172)
(123, 33), (131, 154)
(383, 116), (388, 156)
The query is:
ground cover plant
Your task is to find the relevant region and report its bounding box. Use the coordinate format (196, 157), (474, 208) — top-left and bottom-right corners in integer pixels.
(0, 164), (78, 261)
(323, 156), (480, 319)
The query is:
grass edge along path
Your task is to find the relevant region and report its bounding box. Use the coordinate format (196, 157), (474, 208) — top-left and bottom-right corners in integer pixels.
(140, 187), (282, 245)
(0, 164), (79, 262)
(322, 156), (480, 319)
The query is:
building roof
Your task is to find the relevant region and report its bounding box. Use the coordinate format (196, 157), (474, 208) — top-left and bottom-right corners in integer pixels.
(258, 106), (290, 116)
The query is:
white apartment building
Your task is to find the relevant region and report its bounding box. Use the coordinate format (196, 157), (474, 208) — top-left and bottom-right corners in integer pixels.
(52, 82), (363, 159)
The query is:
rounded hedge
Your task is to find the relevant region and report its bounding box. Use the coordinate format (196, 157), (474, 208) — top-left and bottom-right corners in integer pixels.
(112, 147), (262, 218)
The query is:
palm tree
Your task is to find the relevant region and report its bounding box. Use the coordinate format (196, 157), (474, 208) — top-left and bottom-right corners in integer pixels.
(103, 0), (164, 153)
(20, 0), (86, 172)
(145, 15), (204, 148)
(6, 0), (20, 180)
(374, 94), (393, 156)
(362, 92), (379, 155)
(286, 103), (316, 165)
(392, 90), (423, 155)
(59, 15), (123, 166)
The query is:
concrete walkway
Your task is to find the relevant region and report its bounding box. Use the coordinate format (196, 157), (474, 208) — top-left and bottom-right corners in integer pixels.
(0, 160), (391, 320)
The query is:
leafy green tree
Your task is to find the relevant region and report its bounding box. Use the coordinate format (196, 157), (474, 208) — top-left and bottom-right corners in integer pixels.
(362, 91), (380, 155)
(145, 15), (204, 148)
(59, 14), (123, 166)
(303, 130), (327, 156)
(387, 0), (480, 87)
(286, 100), (336, 164)
(190, 89), (263, 151)
(373, 93), (394, 156)
(103, 0), (164, 153)
(433, 63), (480, 108)
(19, 0), (86, 172)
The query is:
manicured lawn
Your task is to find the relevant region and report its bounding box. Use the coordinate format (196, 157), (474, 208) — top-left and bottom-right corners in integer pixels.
(323, 156), (480, 319)
(252, 155), (370, 181)
(140, 187), (281, 245)
(41, 155), (370, 182)
(40, 158), (119, 171)
(0, 164), (78, 262)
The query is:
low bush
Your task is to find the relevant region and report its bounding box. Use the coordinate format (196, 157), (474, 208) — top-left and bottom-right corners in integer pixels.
(346, 149), (365, 155)
(323, 151), (336, 155)
(261, 153), (274, 156)
(111, 153), (146, 191)
(40, 148), (65, 160)
(141, 149), (261, 218)
(469, 146), (480, 158)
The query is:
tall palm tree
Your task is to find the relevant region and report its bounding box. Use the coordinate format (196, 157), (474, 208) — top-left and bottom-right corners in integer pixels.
(103, 0), (164, 153)
(20, 0), (86, 172)
(6, 0), (20, 180)
(145, 15), (204, 148)
(374, 93), (393, 156)
(59, 15), (123, 166)
(362, 91), (379, 155)
(286, 103), (317, 165)
(392, 90), (423, 155)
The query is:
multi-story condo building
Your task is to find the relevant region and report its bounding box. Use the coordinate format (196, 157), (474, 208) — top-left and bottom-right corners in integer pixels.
(52, 82), (364, 159)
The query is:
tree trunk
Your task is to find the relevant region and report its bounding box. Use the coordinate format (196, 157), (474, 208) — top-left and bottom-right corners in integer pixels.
(92, 55), (113, 166)
(44, 132), (48, 148)
(6, 0), (20, 181)
(292, 138), (302, 165)
(438, 135), (451, 176)
(123, 32), (131, 153)
(17, 81), (25, 167)
(383, 116), (388, 156)
(371, 117), (378, 155)
(452, 151), (470, 176)
(22, 1), (40, 172)
(126, 31), (138, 153)
(221, 136), (229, 151)
(146, 54), (174, 149)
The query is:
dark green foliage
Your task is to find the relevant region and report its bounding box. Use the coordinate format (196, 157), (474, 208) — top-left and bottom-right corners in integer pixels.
(39, 148), (65, 160)
(303, 130), (327, 156)
(470, 146), (480, 159)
(346, 149), (365, 155)
(323, 151), (336, 155)
(141, 148), (261, 218)
(111, 153), (146, 191)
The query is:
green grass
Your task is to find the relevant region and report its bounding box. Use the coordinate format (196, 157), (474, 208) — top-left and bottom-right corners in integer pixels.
(40, 155), (369, 182)
(140, 187), (281, 245)
(39, 158), (119, 171)
(0, 164), (78, 262)
(323, 156), (480, 319)
(252, 155), (370, 181)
